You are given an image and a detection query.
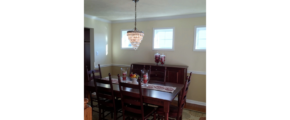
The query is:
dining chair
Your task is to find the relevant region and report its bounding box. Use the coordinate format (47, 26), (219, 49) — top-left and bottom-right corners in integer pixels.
(117, 74), (156, 120)
(85, 64), (102, 112)
(86, 64), (102, 82)
(184, 72), (192, 106)
(93, 73), (122, 120)
(156, 73), (192, 120)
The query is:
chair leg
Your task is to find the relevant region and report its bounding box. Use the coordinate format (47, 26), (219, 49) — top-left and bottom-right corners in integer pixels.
(153, 113), (156, 120)
(114, 109), (117, 120)
(98, 109), (102, 120)
(111, 110), (113, 118)
(90, 92), (93, 109)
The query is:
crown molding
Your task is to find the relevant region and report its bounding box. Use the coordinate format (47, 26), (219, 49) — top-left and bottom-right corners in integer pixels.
(111, 13), (206, 23)
(84, 13), (206, 24)
(84, 14), (111, 23)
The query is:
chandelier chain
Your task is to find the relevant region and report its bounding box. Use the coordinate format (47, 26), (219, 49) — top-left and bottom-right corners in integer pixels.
(135, 0), (136, 30)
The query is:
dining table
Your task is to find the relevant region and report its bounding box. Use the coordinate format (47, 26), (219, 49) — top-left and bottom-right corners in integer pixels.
(84, 76), (184, 120)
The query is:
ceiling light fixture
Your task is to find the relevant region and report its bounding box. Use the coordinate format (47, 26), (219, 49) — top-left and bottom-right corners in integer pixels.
(127, 0), (144, 50)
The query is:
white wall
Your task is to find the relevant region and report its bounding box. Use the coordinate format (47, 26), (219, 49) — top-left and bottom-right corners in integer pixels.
(84, 17), (112, 69)
(111, 17), (206, 72)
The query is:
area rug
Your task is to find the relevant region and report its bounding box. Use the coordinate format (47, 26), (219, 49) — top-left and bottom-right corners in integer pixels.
(90, 101), (206, 120)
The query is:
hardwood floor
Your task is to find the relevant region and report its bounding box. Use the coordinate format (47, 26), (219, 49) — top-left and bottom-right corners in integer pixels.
(171, 100), (206, 113)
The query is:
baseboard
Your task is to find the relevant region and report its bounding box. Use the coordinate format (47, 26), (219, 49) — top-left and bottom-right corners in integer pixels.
(174, 98), (206, 106)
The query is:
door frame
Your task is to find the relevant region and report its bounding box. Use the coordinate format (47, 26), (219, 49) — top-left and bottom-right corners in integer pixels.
(84, 27), (94, 71)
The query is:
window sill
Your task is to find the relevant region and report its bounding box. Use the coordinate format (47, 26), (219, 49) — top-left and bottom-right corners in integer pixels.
(193, 49), (206, 52)
(153, 48), (174, 51)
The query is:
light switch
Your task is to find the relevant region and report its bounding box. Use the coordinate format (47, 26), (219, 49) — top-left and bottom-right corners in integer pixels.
(96, 51), (99, 56)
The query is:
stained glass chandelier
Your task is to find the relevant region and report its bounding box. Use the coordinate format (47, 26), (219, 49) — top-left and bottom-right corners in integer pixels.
(127, 0), (144, 50)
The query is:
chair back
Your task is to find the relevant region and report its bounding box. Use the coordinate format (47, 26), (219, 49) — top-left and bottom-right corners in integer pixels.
(93, 73), (115, 113)
(86, 64), (102, 81)
(117, 74), (145, 119)
(177, 72), (192, 119)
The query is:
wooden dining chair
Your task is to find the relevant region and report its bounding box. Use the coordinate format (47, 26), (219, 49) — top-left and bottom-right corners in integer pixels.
(156, 74), (192, 120)
(86, 64), (102, 82)
(85, 64), (102, 111)
(117, 74), (156, 120)
(184, 72), (192, 106)
(93, 73), (122, 120)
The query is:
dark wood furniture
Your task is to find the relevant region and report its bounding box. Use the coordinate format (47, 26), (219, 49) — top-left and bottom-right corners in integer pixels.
(86, 64), (102, 82)
(85, 64), (102, 111)
(84, 98), (92, 120)
(156, 73), (192, 120)
(93, 73), (121, 120)
(85, 76), (184, 120)
(130, 63), (188, 84)
(149, 66), (167, 84)
(117, 75), (156, 120)
(130, 64), (143, 76)
(184, 72), (192, 106)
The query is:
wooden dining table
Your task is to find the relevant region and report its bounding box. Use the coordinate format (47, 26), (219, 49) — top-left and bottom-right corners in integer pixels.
(84, 76), (184, 120)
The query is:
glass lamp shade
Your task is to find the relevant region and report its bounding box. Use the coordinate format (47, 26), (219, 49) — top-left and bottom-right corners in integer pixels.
(127, 30), (144, 50)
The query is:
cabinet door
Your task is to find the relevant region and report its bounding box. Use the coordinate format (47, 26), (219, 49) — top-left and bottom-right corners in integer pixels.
(150, 66), (166, 83)
(130, 64), (144, 75)
(166, 68), (185, 84)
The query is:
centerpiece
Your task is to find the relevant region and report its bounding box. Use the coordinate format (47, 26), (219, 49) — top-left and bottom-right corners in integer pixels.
(130, 73), (139, 84)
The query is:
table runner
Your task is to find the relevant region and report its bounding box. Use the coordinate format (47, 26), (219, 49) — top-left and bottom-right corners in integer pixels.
(101, 77), (176, 93)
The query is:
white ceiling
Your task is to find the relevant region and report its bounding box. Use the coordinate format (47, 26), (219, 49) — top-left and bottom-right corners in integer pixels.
(84, 0), (206, 21)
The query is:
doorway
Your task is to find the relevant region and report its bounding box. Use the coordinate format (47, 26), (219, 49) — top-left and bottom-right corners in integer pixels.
(84, 27), (92, 82)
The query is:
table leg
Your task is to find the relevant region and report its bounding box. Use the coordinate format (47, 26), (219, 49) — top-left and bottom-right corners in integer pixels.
(178, 92), (181, 107)
(177, 92), (182, 120)
(163, 101), (170, 120)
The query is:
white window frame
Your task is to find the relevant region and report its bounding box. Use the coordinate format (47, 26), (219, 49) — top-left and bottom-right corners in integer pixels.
(194, 26), (206, 51)
(152, 27), (175, 51)
(121, 29), (134, 49)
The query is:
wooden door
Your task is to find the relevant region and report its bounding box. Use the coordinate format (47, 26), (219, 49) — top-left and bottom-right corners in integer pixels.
(84, 42), (90, 70)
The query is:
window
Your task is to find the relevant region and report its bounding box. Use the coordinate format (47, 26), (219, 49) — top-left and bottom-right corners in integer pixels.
(194, 26), (206, 51)
(153, 28), (174, 50)
(121, 30), (133, 49)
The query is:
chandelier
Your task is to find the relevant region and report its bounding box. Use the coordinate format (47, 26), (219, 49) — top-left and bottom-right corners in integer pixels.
(127, 0), (144, 50)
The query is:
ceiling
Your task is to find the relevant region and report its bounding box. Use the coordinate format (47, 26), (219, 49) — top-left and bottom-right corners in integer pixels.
(84, 0), (206, 21)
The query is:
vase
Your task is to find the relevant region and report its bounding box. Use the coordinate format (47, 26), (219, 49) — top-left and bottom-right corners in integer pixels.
(132, 78), (138, 84)
(141, 69), (149, 86)
(120, 67), (128, 81)
(154, 52), (160, 65)
(160, 53), (165, 65)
